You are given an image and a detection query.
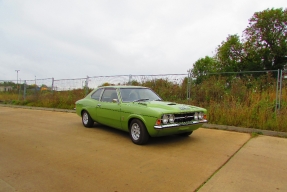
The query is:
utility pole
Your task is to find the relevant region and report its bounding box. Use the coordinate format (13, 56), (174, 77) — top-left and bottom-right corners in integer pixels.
(15, 70), (20, 91)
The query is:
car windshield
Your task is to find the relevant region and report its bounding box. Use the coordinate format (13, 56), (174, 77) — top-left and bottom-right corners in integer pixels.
(119, 88), (162, 102)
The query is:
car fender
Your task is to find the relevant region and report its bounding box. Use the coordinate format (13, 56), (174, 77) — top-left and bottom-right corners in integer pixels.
(126, 114), (158, 135)
(127, 114), (146, 127)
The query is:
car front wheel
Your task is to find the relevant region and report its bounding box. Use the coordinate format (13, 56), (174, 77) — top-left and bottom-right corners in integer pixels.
(129, 119), (149, 145)
(82, 111), (94, 128)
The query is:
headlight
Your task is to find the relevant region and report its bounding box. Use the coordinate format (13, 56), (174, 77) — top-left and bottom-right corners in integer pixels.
(194, 112), (199, 120)
(169, 114), (175, 123)
(198, 112), (203, 120)
(162, 114), (169, 124)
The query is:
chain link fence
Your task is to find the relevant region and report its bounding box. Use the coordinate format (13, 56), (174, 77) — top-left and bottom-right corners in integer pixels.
(191, 70), (286, 113)
(0, 73), (189, 102)
(0, 70), (286, 112)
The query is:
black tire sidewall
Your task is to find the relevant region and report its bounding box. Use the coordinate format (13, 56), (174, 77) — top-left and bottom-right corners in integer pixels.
(129, 119), (149, 145)
(82, 111), (94, 128)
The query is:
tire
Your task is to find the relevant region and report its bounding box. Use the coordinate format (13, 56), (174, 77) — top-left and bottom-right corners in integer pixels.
(179, 131), (193, 137)
(82, 111), (94, 128)
(129, 119), (149, 145)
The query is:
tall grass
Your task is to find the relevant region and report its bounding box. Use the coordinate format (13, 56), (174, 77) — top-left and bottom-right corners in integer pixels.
(188, 75), (287, 132)
(0, 75), (286, 132)
(0, 89), (86, 109)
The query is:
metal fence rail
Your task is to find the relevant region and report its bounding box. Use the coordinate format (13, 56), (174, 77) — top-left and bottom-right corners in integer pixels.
(0, 74), (188, 91)
(0, 70), (286, 112)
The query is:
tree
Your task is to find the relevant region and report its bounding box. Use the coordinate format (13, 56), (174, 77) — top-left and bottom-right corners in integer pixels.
(216, 34), (265, 72)
(243, 8), (287, 70)
(215, 34), (245, 72)
(189, 8), (287, 82)
(190, 56), (218, 84)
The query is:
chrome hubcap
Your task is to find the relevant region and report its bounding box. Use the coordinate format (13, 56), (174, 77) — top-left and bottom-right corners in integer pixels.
(83, 112), (89, 125)
(131, 123), (140, 140)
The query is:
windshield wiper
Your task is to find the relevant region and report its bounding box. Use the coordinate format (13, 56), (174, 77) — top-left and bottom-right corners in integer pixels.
(133, 98), (149, 102)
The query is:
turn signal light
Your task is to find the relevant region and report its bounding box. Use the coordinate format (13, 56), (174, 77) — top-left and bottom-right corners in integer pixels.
(156, 119), (161, 125)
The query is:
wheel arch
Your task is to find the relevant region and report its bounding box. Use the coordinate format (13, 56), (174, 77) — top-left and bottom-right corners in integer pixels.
(128, 118), (150, 145)
(81, 109), (88, 115)
(81, 109), (96, 123)
(80, 107), (92, 116)
(127, 115), (146, 130)
(127, 114), (158, 136)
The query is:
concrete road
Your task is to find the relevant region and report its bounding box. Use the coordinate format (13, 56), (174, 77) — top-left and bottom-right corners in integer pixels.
(0, 106), (285, 192)
(198, 135), (287, 192)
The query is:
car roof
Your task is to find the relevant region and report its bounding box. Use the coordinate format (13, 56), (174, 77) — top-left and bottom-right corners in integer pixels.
(98, 85), (148, 89)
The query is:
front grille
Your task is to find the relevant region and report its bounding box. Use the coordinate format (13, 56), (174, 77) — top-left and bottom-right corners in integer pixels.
(174, 113), (194, 123)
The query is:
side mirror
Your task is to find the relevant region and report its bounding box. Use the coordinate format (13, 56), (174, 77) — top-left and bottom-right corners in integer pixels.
(112, 99), (118, 103)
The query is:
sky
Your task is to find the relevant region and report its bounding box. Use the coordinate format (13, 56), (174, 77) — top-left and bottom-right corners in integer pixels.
(0, 0), (286, 81)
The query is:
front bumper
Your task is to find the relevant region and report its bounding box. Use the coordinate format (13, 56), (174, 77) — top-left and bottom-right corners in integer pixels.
(154, 119), (208, 129)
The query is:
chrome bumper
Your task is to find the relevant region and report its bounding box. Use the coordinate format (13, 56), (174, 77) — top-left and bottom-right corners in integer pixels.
(154, 119), (208, 129)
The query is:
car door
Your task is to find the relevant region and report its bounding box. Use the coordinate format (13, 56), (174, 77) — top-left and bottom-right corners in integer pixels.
(88, 88), (103, 121)
(96, 88), (122, 129)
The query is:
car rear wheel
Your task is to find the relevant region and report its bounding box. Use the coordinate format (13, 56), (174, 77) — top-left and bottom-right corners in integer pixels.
(129, 119), (149, 145)
(179, 131), (193, 136)
(82, 111), (94, 128)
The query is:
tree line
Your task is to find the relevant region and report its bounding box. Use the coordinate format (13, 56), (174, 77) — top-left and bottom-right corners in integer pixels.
(191, 8), (287, 84)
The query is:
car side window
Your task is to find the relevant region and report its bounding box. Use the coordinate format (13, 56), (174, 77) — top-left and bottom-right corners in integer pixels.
(101, 88), (118, 102)
(91, 89), (103, 100)
(119, 89), (130, 102)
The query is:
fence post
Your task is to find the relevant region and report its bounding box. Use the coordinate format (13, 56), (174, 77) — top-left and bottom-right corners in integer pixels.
(18, 79), (21, 100)
(85, 76), (89, 96)
(23, 80), (26, 100)
(51, 78), (54, 93)
(128, 75), (132, 85)
(278, 70), (283, 111)
(187, 70), (191, 100)
(34, 76), (37, 94)
(275, 69), (279, 113)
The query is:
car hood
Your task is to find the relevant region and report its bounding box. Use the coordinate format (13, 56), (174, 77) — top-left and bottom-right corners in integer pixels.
(131, 100), (206, 113)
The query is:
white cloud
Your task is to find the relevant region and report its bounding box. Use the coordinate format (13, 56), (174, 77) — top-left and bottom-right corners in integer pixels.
(0, 0), (286, 80)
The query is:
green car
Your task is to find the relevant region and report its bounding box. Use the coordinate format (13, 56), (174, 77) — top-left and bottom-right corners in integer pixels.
(75, 86), (207, 145)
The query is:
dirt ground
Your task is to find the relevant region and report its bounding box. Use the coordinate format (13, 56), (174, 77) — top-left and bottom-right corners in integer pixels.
(0, 107), (250, 192)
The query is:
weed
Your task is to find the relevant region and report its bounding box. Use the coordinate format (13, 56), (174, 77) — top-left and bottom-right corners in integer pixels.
(251, 132), (263, 138)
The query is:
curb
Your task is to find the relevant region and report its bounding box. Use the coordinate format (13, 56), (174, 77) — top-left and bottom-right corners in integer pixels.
(202, 123), (287, 138)
(0, 104), (75, 113)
